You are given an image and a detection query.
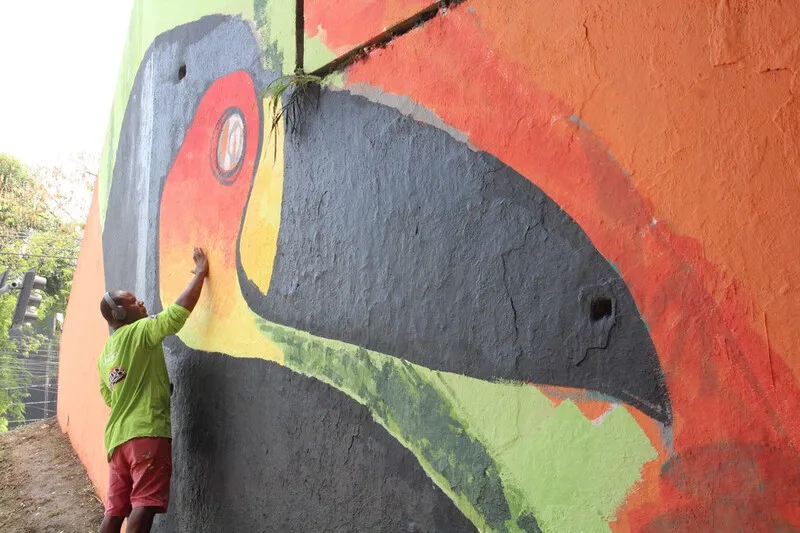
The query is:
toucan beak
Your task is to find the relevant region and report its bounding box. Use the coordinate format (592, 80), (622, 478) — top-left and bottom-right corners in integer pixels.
(237, 118), (285, 298)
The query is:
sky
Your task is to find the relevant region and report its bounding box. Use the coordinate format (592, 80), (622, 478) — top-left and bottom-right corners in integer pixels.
(0, 0), (134, 166)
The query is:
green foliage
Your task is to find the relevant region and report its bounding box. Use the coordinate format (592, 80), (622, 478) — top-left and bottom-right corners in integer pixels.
(0, 154), (49, 232)
(259, 73), (322, 160)
(0, 154), (27, 188)
(0, 297), (30, 432)
(0, 153), (84, 430)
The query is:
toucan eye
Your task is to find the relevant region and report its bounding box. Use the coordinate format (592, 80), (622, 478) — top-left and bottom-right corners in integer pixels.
(211, 107), (246, 185)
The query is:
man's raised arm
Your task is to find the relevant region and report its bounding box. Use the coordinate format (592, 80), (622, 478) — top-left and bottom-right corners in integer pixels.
(142, 247), (209, 346)
(175, 247), (209, 312)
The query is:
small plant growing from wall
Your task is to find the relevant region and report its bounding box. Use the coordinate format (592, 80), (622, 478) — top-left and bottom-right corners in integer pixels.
(259, 72), (322, 158)
(258, 0), (465, 160)
(258, 0), (321, 159)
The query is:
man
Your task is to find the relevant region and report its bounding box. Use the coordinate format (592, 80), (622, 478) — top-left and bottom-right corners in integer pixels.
(97, 247), (209, 533)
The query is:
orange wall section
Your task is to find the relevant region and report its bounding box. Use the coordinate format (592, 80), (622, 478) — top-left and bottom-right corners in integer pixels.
(307, 0), (800, 383)
(337, 5), (800, 527)
(464, 0), (800, 374)
(305, 0), (429, 54)
(56, 186), (111, 503)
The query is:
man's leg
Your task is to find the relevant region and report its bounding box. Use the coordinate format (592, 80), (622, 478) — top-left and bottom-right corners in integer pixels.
(99, 515), (125, 533)
(127, 437), (172, 533)
(101, 444), (133, 533)
(127, 507), (157, 533)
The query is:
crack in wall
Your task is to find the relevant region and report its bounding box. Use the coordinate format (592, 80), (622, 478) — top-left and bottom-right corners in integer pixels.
(579, 17), (602, 119)
(500, 225), (532, 344)
(346, 423), (361, 455)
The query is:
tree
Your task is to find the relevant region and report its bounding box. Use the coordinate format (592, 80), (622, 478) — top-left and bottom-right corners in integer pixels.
(0, 297), (29, 432)
(0, 154), (49, 232)
(0, 153), (87, 430)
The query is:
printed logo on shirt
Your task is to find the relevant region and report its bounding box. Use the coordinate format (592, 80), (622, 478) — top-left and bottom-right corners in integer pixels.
(108, 366), (127, 390)
(103, 351), (117, 365)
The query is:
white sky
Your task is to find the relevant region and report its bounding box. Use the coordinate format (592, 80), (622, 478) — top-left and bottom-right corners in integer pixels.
(0, 0), (134, 165)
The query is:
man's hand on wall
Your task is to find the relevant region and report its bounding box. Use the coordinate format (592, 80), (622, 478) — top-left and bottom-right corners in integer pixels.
(192, 247), (209, 278)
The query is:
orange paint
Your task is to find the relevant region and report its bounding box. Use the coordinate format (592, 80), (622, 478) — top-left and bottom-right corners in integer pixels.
(309, 2), (799, 375)
(305, 0), (429, 54)
(339, 5), (800, 528)
(158, 71), (258, 278)
(462, 0), (800, 377)
(56, 186), (111, 503)
(158, 70), (283, 362)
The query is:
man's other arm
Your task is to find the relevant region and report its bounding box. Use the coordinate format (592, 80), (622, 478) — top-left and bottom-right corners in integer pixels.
(99, 369), (112, 407)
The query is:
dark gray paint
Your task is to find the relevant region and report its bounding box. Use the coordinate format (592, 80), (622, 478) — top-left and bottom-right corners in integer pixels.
(156, 344), (476, 532)
(102, 15), (269, 305)
(243, 89), (671, 423)
(103, 17), (476, 532)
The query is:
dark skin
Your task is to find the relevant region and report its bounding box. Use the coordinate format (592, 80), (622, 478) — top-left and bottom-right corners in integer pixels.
(105, 248), (209, 330)
(99, 247), (209, 533)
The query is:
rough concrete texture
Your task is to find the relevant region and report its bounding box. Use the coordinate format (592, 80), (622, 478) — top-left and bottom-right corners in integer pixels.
(58, 0), (800, 532)
(158, 347), (476, 532)
(263, 88), (670, 423)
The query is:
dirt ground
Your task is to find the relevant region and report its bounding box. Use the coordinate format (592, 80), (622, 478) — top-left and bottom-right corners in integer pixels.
(0, 418), (103, 533)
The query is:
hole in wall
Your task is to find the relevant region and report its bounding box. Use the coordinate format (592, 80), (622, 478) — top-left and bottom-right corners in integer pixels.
(177, 63), (187, 81)
(589, 297), (613, 321)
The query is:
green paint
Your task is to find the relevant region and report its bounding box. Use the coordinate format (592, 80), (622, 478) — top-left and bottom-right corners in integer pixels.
(257, 318), (511, 532)
(438, 373), (657, 532)
(253, 0), (340, 78)
(253, 0), (291, 73)
(255, 315), (656, 533)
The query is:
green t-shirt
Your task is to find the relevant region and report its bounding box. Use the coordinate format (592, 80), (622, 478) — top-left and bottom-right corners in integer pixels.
(97, 304), (190, 457)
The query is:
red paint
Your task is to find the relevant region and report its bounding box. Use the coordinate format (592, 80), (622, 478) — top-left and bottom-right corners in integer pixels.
(344, 8), (800, 529)
(305, 0), (429, 54)
(159, 71), (260, 264)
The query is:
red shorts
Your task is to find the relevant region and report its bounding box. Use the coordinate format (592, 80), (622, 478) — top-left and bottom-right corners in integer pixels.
(106, 437), (172, 517)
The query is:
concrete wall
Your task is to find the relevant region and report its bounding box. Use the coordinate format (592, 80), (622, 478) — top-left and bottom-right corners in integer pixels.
(58, 1), (800, 532)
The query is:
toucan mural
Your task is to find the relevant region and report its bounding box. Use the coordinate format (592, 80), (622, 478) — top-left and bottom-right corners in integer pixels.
(101, 15), (670, 533)
(57, 1), (800, 533)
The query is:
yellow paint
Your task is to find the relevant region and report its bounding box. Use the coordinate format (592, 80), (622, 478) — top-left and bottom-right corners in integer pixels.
(159, 235), (284, 363)
(239, 115), (284, 294)
(158, 115), (288, 365)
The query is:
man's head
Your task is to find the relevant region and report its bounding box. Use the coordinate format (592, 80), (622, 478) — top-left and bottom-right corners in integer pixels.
(100, 290), (148, 327)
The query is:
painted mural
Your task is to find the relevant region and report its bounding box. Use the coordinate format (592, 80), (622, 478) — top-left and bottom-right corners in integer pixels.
(58, 1), (800, 532)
